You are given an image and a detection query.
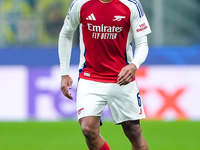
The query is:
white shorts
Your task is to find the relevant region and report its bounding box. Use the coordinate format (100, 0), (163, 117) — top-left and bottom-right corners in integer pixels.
(76, 79), (146, 124)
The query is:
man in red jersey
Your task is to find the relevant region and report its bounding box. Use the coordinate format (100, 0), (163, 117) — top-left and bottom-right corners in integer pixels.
(58, 0), (151, 149)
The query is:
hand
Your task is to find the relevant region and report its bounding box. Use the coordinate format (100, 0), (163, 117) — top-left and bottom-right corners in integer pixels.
(117, 63), (137, 86)
(61, 75), (73, 100)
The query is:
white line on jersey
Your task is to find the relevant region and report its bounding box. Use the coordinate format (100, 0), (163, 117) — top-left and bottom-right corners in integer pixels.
(113, 16), (125, 21)
(86, 13), (96, 21)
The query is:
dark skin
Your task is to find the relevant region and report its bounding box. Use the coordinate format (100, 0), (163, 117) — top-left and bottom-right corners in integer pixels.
(60, 63), (149, 150)
(61, 75), (73, 100)
(100, 0), (113, 3)
(61, 63), (137, 100)
(60, 1), (147, 149)
(117, 63), (137, 86)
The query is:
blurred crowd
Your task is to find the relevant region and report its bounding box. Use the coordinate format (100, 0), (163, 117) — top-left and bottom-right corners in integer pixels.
(0, 0), (199, 47)
(0, 0), (71, 46)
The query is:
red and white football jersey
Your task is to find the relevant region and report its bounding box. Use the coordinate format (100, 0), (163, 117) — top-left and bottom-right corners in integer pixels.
(65, 0), (151, 83)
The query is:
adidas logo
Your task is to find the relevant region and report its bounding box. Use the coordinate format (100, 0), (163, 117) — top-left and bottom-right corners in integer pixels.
(86, 13), (96, 21)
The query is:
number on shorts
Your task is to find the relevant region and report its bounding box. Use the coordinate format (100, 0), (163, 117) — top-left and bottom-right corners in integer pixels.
(137, 93), (142, 107)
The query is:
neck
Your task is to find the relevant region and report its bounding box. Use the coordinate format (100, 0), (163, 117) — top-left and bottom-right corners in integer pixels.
(99, 0), (113, 3)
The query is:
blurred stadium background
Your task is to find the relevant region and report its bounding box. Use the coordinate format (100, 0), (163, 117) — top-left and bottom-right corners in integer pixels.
(0, 0), (200, 149)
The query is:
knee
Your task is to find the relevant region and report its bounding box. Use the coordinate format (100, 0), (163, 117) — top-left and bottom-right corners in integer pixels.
(122, 121), (149, 149)
(122, 121), (142, 138)
(81, 125), (98, 140)
(79, 116), (100, 140)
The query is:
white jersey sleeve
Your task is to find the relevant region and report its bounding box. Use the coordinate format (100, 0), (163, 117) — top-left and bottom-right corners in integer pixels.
(131, 35), (148, 69)
(127, 0), (151, 69)
(58, 0), (81, 76)
(130, 0), (151, 38)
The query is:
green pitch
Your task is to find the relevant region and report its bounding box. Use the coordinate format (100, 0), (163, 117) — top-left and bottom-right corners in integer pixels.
(0, 120), (199, 150)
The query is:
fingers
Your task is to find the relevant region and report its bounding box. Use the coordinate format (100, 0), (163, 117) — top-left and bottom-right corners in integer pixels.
(66, 93), (73, 100)
(117, 66), (135, 86)
(68, 79), (73, 89)
(61, 76), (73, 100)
(65, 79), (73, 99)
(61, 85), (73, 100)
(118, 72), (133, 85)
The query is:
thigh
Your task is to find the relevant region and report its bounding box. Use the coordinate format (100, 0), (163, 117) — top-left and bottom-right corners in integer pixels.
(121, 120), (140, 130)
(76, 79), (107, 121)
(107, 81), (146, 124)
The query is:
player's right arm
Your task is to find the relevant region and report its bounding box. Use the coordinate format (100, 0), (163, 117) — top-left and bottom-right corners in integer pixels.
(61, 75), (73, 100)
(58, 0), (80, 99)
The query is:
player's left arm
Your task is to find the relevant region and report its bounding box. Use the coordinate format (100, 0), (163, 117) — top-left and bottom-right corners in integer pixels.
(117, 35), (148, 86)
(118, 0), (151, 86)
